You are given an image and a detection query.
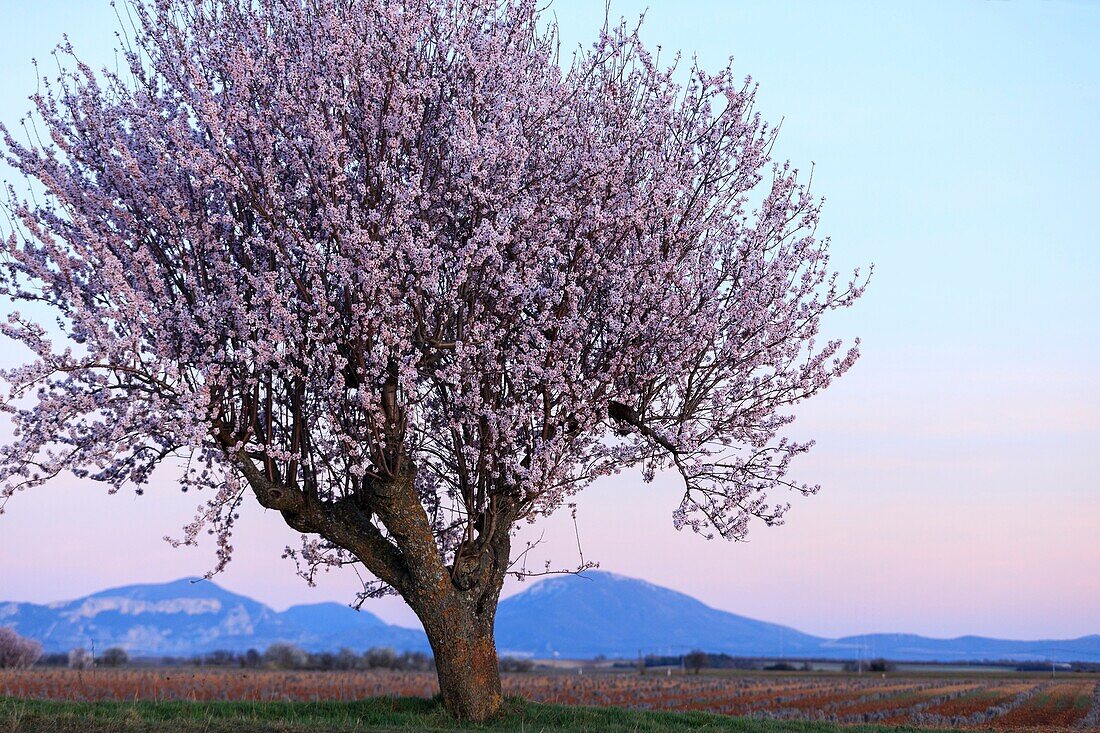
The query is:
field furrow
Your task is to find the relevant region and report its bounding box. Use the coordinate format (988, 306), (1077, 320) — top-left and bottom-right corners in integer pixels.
(2, 668), (1098, 731)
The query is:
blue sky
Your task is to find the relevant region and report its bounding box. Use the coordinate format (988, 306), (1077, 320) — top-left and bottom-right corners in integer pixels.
(0, 1), (1097, 640)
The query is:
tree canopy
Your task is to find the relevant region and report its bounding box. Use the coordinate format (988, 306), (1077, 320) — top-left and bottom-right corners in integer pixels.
(0, 0), (865, 719)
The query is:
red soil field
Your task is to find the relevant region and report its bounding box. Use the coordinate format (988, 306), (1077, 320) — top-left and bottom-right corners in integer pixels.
(1, 668), (1097, 732)
(917, 681), (1035, 718)
(988, 680), (1096, 729)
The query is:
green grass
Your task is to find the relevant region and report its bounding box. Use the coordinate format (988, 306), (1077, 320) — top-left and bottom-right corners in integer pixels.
(0, 696), (968, 733)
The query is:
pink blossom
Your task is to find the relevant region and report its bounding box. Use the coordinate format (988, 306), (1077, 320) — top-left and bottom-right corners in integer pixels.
(0, 0), (865, 599)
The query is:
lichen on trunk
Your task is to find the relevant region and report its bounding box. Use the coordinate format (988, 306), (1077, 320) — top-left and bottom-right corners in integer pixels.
(424, 609), (503, 720)
(408, 528), (510, 721)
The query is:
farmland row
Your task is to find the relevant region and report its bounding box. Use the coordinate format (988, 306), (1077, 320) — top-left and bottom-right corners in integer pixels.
(752, 681), (983, 724)
(987, 681), (1095, 729)
(2, 668), (1098, 731)
(0, 668), (438, 702)
(1080, 679), (1100, 729)
(908, 681), (1037, 726)
(908, 682), (1049, 728)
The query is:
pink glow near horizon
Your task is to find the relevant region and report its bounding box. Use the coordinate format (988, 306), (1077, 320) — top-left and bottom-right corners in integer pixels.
(1, 354), (1096, 641)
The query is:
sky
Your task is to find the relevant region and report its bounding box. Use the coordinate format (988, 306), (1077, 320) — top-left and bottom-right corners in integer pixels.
(0, 1), (1097, 642)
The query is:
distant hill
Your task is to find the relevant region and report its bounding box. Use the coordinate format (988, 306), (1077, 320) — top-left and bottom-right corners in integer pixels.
(2, 572), (1097, 662)
(821, 632), (1100, 663)
(493, 572), (1100, 662)
(0, 578), (428, 655)
(494, 571), (823, 658)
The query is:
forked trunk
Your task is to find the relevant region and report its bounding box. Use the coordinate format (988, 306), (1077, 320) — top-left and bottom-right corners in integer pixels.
(422, 604), (502, 720)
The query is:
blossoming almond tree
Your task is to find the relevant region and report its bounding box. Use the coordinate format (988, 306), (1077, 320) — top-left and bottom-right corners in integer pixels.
(0, 0), (866, 720)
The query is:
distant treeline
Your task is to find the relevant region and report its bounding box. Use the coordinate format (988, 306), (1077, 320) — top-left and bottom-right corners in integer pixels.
(37, 645), (433, 671)
(624, 652), (815, 672)
(1014, 661), (1100, 673)
(619, 652), (1100, 674)
(35, 644), (537, 673)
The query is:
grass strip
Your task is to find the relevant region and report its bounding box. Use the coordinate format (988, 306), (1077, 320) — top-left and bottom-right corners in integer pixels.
(0, 696), (968, 733)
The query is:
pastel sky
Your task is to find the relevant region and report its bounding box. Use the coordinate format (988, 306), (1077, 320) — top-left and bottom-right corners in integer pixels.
(0, 1), (1097, 642)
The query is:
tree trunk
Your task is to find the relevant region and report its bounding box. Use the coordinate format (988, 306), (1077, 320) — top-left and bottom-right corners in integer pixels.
(422, 605), (502, 721)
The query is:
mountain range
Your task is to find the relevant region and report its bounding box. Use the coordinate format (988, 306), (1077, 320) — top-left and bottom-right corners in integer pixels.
(2, 571), (1097, 662)
(0, 578), (427, 656)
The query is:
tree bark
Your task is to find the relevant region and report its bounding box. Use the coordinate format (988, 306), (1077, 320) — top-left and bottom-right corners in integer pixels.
(409, 527), (511, 721)
(423, 606), (503, 721)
